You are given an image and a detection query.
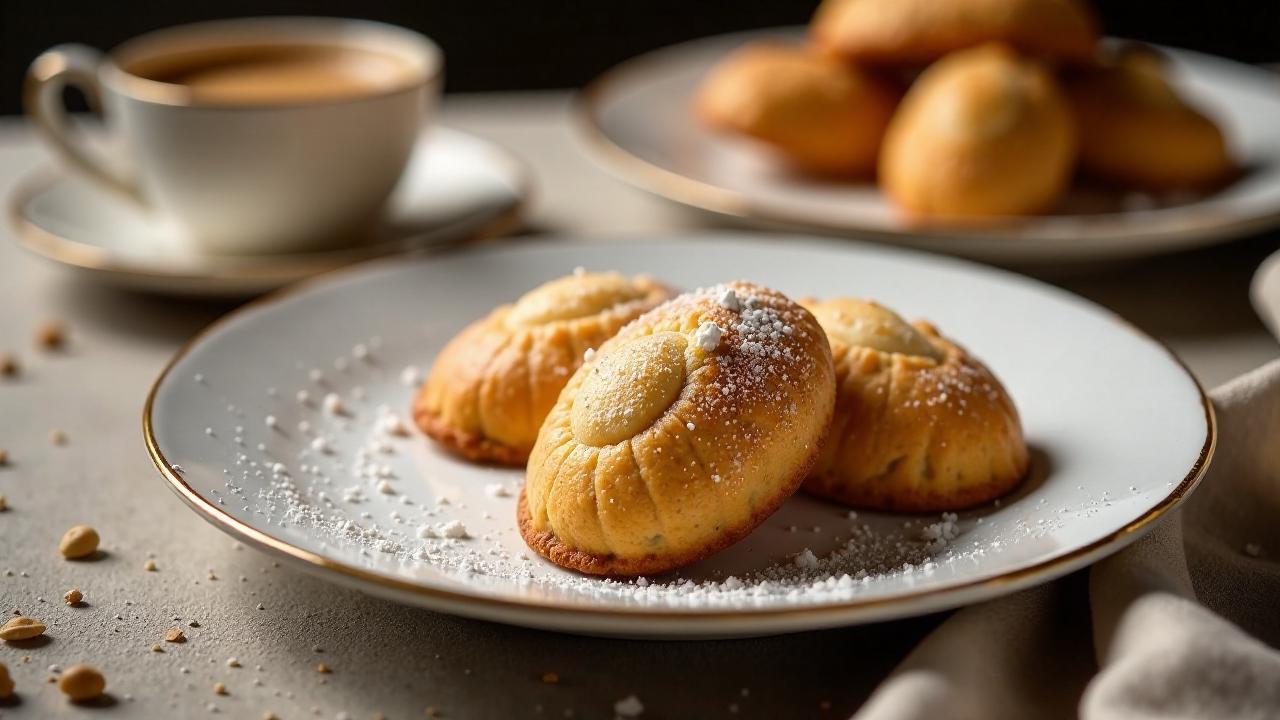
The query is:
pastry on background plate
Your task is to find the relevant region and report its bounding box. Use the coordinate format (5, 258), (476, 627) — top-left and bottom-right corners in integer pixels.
(694, 42), (898, 177)
(810, 0), (1098, 66)
(414, 271), (673, 465)
(802, 298), (1028, 512)
(519, 281), (836, 576)
(878, 43), (1076, 219)
(1064, 46), (1234, 191)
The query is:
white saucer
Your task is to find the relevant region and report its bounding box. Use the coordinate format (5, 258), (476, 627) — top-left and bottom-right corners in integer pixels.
(576, 29), (1280, 264)
(145, 234), (1213, 638)
(8, 127), (531, 296)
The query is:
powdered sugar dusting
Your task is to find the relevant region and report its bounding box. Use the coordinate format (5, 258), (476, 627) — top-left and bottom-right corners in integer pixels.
(178, 301), (1137, 616)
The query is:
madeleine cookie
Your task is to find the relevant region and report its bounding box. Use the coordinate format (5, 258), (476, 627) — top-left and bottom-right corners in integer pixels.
(520, 282), (836, 576)
(414, 271), (673, 465)
(878, 44), (1076, 218)
(694, 42), (898, 176)
(811, 0), (1098, 65)
(803, 299), (1028, 512)
(1065, 47), (1234, 190)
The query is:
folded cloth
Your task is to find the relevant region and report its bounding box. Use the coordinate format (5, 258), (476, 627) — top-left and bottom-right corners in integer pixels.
(854, 359), (1280, 720)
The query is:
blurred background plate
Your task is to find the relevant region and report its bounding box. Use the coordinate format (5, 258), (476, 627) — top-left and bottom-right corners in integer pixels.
(7, 126), (530, 296)
(576, 28), (1280, 264)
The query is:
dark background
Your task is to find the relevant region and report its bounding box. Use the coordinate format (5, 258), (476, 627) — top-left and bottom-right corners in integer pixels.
(2, 0), (1278, 115)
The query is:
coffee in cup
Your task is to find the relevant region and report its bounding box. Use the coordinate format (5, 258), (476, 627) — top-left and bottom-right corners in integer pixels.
(26, 18), (443, 254)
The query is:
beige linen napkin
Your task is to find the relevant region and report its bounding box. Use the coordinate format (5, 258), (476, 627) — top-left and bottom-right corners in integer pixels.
(854, 358), (1280, 720)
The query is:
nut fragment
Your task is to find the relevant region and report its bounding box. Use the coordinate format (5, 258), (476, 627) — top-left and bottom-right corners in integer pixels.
(36, 321), (66, 350)
(63, 589), (83, 606)
(59, 525), (99, 559)
(59, 664), (105, 701)
(0, 616), (46, 641)
(164, 628), (185, 643)
(0, 661), (13, 698)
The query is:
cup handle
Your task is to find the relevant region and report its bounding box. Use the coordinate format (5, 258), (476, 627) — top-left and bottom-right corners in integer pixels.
(25, 44), (142, 203)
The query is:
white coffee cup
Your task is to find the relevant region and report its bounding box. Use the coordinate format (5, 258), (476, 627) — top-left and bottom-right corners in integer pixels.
(26, 17), (442, 254)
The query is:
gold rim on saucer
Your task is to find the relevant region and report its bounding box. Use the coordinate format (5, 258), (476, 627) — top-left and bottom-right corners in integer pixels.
(7, 132), (534, 294)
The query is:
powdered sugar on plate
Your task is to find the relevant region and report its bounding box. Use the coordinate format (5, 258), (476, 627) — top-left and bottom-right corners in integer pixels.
(180, 329), (1127, 612)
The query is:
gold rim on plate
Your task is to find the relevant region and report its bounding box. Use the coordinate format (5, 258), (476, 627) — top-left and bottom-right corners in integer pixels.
(142, 243), (1216, 627)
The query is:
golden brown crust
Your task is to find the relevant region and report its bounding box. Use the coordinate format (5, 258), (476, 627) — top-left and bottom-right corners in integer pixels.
(413, 273), (673, 466)
(1063, 48), (1235, 191)
(803, 301), (1028, 512)
(811, 0), (1098, 66)
(694, 41), (898, 177)
(516, 428), (823, 577)
(877, 43), (1076, 219)
(521, 282), (836, 576)
(412, 398), (530, 466)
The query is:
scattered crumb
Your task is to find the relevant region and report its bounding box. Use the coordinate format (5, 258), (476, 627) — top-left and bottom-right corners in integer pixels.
(1245, 543), (1262, 558)
(227, 658), (241, 668)
(63, 589), (83, 606)
(58, 525), (99, 559)
(36, 321), (66, 350)
(0, 494), (6, 511)
(316, 663), (331, 674)
(0, 449), (7, 466)
(49, 429), (68, 446)
(0, 353), (18, 377)
(541, 672), (559, 684)
(58, 664), (105, 701)
(0, 616), (46, 641)
(213, 682), (228, 695)
(164, 628), (186, 643)
(143, 560), (158, 572)
(151, 644), (163, 653)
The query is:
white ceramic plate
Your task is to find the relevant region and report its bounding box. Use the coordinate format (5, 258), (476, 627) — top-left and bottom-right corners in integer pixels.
(576, 29), (1280, 264)
(145, 234), (1213, 638)
(9, 127), (530, 296)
